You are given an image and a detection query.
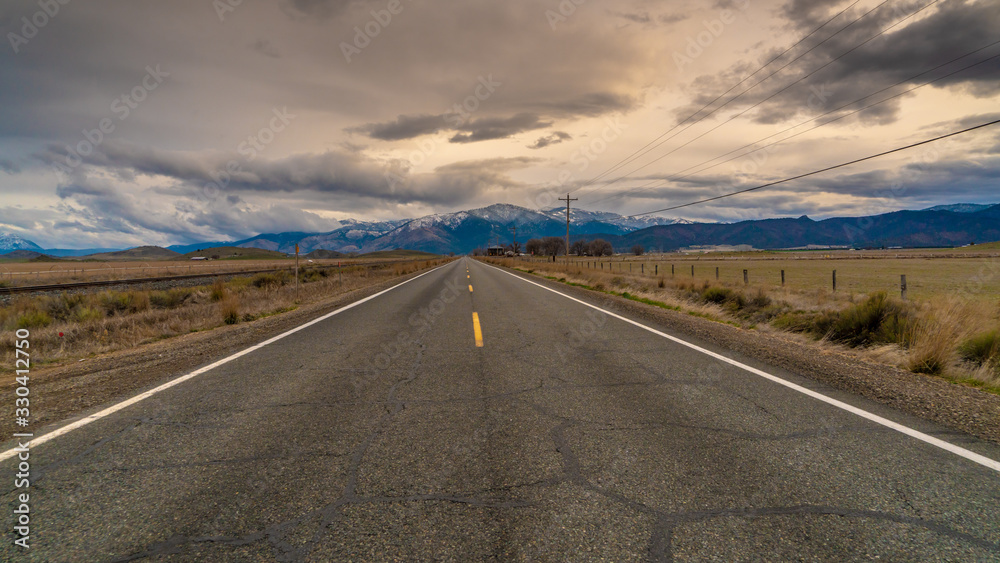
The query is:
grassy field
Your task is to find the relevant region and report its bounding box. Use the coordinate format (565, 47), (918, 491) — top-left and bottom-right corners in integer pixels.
(535, 252), (1000, 305)
(0, 253), (442, 287)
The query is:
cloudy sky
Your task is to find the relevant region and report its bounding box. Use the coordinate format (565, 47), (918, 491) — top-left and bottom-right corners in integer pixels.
(0, 0), (998, 248)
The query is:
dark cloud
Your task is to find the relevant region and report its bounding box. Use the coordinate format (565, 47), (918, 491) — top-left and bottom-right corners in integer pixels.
(528, 131), (572, 150)
(281, 0), (356, 19)
(0, 158), (20, 174)
(684, 0), (1000, 128)
(610, 11), (652, 24)
(348, 114), (449, 141)
(350, 92), (632, 144)
(38, 140), (539, 209)
(449, 113), (552, 144)
(658, 13), (689, 25)
(529, 92), (636, 119)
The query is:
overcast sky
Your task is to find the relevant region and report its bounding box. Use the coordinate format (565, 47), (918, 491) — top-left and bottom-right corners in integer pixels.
(0, 0), (998, 248)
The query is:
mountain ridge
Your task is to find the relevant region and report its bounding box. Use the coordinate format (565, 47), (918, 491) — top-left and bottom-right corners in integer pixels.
(4, 203), (999, 256)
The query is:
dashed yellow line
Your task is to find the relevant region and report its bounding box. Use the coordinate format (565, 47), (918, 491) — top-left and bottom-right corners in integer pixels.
(468, 285), (474, 293)
(471, 312), (484, 347)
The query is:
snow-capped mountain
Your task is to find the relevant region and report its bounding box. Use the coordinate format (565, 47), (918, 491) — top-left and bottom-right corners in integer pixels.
(353, 204), (691, 254)
(0, 232), (43, 253)
(168, 204), (699, 255)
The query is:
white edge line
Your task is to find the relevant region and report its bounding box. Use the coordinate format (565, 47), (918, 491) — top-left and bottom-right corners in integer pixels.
(483, 261), (1000, 473)
(0, 263), (451, 463)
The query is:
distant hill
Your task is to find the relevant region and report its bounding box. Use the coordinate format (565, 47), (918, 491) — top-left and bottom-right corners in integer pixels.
(42, 248), (127, 257)
(1, 249), (52, 260)
(923, 203), (996, 213)
(79, 246), (183, 261)
(602, 205), (1000, 252)
(182, 246), (290, 260)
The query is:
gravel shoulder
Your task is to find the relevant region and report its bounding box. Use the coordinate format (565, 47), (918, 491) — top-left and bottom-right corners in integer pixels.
(0, 266), (444, 439)
(497, 264), (1000, 445)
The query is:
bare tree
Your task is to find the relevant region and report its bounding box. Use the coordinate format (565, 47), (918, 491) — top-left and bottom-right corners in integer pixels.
(589, 239), (613, 256)
(570, 240), (589, 256)
(631, 244), (645, 256)
(525, 238), (543, 255)
(541, 236), (566, 257)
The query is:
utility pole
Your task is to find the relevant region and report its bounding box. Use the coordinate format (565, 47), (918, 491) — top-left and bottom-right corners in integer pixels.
(559, 193), (577, 266)
(509, 225), (517, 256)
(294, 243), (300, 300)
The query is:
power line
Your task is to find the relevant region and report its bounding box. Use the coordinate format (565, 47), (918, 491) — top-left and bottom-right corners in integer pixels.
(588, 41), (1000, 208)
(574, 0), (939, 201)
(630, 117), (1000, 216)
(563, 0), (864, 197)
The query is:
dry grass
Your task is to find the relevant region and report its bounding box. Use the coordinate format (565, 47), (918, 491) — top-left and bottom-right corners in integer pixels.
(488, 257), (1000, 392)
(0, 260), (450, 368)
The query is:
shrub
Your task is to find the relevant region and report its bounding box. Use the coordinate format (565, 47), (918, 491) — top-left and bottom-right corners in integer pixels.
(826, 292), (915, 347)
(99, 291), (150, 315)
(210, 279), (227, 302)
(47, 293), (86, 320)
(128, 291), (150, 313)
(149, 288), (192, 309)
(701, 286), (734, 304)
(252, 272), (287, 289)
(99, 292), (131, 315)
(909, 334), (952, 375)
(658, 278), (665, 288)
(220, 297), (240, 325)
(958, 330), (1000, 367)
(16, 310), (52, 329)
(71, 306), (104, 323)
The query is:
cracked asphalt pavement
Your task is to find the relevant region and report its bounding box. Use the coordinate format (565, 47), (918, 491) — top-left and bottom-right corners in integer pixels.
(3, 257), (1000, 561)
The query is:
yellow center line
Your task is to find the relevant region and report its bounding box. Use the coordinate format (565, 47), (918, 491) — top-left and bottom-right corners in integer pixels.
(471, 312), (484, 347)
(468, 285), (473, 292)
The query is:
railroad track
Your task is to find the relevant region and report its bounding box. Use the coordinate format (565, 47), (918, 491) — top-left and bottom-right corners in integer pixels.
(0, 259), (432, 295)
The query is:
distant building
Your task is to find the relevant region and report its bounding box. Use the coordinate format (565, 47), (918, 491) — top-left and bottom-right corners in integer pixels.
(679, 244), (753, 254)
(486, 245), (506, 256)
(190, 256), (207, 260)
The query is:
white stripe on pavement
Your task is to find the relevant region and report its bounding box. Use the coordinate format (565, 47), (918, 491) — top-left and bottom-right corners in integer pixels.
(0, 262), (452, 463)
(483, 261), (1000, 473)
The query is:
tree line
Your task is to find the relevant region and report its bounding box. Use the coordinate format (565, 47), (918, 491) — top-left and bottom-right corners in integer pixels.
(523, 237), (618, 257)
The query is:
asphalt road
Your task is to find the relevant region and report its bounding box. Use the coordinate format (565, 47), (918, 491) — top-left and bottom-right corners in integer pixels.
(3, 257), (999, 561)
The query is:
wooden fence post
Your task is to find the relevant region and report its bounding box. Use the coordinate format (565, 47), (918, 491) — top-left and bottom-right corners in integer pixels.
(743, 269), (748, 285)
(832, 270), (837, 292)
(901, 274), (907, 300)
(716, 266), (719, 280)
(781, 270), (785, 286)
